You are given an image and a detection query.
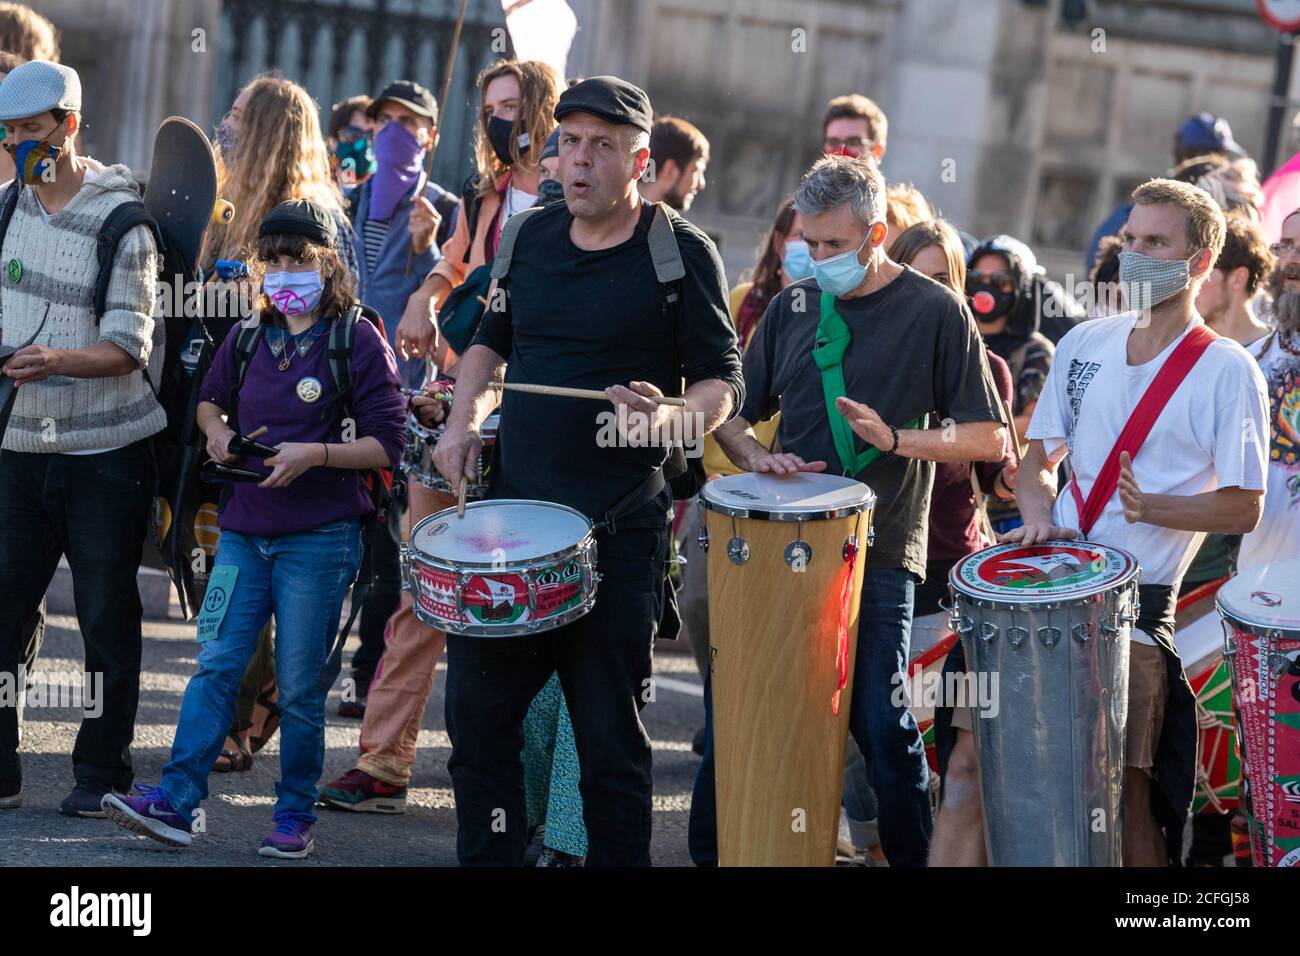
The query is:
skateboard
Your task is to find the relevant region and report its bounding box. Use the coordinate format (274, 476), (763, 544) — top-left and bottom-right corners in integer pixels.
(143, 117), (237, 618)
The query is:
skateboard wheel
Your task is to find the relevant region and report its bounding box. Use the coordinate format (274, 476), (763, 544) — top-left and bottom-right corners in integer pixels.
(212, 199), (234, 225)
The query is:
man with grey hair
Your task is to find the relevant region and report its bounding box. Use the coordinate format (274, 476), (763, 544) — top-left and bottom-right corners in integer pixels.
(433, 76), (743, 866)
(1236, 206), (1300, 572)
(687, 153), (1006, 867)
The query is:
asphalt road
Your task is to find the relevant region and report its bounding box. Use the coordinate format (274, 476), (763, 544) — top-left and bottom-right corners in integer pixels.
(0, 610), (709, 867)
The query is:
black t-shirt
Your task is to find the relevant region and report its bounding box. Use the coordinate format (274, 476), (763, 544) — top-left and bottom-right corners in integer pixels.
(473, 201), (744, 528)
(741, 267), (1003, 577)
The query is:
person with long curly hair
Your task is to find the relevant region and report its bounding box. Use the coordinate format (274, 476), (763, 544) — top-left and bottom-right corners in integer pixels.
(394, 58), (563, 369)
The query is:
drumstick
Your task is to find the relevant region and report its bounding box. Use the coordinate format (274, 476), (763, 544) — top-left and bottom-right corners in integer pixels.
(457, 477), (467, 519)
(489, 381), (686, 406)
(1003, 395), (1024, 455)
(246, 426), (268, 441)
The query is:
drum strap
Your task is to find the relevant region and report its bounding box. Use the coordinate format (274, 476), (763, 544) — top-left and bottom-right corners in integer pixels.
(813, 293), (925, 475)
(1068, 323), (1217, 536)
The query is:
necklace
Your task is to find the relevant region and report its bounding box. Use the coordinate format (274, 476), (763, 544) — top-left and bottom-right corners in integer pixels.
(270, 321), (327, 371)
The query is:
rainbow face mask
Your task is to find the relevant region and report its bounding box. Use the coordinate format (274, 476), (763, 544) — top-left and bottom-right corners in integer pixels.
(12, 133), (61, 184)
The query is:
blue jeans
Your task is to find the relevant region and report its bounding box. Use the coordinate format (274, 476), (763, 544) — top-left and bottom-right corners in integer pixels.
(161, 519), (363, 821)
(689, 567), (933, 866)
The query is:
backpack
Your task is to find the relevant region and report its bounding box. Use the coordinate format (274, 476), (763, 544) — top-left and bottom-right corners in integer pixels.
(490, 201), (707, 506)
(226, 302), (394, 690)
(0, 180), (199, 436)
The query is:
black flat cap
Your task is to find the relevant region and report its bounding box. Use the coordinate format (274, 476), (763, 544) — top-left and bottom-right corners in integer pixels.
(554, 76), (652, 134)
(259, 199), (338, 248)
(367, 79), (438, 124)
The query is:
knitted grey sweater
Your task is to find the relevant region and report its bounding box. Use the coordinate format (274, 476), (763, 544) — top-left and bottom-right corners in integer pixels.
(0, 158), (165, 453)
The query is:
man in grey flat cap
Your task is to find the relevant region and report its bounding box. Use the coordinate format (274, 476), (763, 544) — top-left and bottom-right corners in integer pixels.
(0, 60), (164, 818)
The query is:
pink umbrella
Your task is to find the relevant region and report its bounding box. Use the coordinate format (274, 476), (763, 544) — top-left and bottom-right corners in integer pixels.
(1260, 150), (1300, 242)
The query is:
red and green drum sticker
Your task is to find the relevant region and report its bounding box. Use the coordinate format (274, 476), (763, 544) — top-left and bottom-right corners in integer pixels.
(414, 560), (585, 629)
(954, 542), (1137, 601)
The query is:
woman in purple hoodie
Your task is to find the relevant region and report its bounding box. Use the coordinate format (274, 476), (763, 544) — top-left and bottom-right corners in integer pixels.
(103, 200), (406, 859)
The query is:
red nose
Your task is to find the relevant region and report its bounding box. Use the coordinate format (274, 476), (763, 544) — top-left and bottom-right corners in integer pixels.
(972, 290), (996, 315)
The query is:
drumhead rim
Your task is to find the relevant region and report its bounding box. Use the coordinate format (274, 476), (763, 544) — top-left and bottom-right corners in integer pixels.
(699, 473), (876, 519)
(409, 499), (595, 571)
(1214, 559), (1300, 634)
(949, 539), (1141, 604)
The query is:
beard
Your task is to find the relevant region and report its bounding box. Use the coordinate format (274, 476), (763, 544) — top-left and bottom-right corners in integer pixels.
(1267, 265), (1300, 335)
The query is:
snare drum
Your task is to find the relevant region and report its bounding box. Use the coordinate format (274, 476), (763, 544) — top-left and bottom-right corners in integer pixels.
(1216, 559), (1300, 867)
(401, 412), (499, 499)
(949, 540), (1140, 866)
(401, 499), (598, 638)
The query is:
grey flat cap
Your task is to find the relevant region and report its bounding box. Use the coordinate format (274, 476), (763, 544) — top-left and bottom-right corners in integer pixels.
(0, 60), (81, 122)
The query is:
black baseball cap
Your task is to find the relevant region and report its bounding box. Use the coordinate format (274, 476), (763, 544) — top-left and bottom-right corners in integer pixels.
(367, 80), (438, 124)
(259, 199), (338, 248)
(554, 76), (652, 134)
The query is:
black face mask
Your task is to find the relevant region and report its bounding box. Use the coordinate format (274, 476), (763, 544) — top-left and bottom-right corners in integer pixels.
(967, 282), (1016, 323)
(488, 115), (525, 165)
(536, 178), (565, 206)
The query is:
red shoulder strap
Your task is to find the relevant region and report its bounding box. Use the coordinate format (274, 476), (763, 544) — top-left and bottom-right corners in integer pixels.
(1069, 323), (1217, 536)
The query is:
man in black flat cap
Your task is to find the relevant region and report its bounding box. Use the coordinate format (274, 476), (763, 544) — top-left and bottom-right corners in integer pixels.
(433, 76), (744, 866)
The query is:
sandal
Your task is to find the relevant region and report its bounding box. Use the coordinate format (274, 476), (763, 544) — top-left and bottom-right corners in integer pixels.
(248, 677), (281, 753)
(213, 730), (253, 773)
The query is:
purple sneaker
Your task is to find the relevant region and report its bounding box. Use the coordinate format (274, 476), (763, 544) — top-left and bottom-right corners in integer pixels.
(258, 811), (315, 859)
(102, 785), (192, 847)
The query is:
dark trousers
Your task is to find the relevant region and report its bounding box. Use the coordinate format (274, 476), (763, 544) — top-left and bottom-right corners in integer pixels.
(444, 526), (668, 866)
(354, 484), (405, 683)
(0, 441), (154, 790)
(689, 566), (933, 866)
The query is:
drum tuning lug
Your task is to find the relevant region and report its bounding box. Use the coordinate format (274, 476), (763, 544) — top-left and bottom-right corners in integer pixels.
(866, 528), (876, 547)
(952, 614), (974, 636)
(1038, 625), (1062, 649)
(979, 621), (998, 646)
(842, 536), (859, 563)
(727, 536), (750, 566)
(399, 543), (410, 586)
(1072, 622), (1092, 645)
(1006, 625), (1028, 649)
(697, 526), (710, 553)
(785, 540), (812, 570)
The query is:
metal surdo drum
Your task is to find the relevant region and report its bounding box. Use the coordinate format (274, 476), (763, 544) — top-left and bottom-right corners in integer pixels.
(400, 500), (597, 637)
(1216, 559), (1300, 867)
(401, 412), (499, 499)
(948, 540), (1140, 866)
(698, 471), (875, 867)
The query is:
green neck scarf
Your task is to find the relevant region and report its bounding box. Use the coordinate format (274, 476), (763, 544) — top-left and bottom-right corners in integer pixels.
(811, 291), (925, 475)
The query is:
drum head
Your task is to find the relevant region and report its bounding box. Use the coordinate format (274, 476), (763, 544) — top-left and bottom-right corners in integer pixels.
(950, 540), (1139, 603)
(699, 471), (874, 520)
(406, 412), (438, 439)
(1215, 558), (1300, 633)
(411, 499), (591, 568)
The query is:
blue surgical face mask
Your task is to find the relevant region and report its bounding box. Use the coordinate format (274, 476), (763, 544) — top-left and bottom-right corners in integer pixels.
(782, 239), (813, 281)
(810, 228), (875, 296)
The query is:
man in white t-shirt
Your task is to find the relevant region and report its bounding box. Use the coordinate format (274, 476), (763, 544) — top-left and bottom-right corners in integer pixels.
(1238, 209), (1300, 572)
(930, 178), (1269, 867)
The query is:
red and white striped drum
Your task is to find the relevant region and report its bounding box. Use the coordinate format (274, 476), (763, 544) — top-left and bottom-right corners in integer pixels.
(1216, 559), (1300, 867)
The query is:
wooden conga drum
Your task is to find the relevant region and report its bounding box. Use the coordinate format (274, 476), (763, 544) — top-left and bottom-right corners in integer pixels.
(699, 472), (874, 866)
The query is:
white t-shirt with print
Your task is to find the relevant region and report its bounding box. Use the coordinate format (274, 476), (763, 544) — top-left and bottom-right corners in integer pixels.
(1027, 312), (1269, 633)
(1237, 330), (1300, 572)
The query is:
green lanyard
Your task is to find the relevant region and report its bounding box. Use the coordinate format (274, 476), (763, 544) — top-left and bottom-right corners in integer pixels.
(811, 291), (925, 475)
